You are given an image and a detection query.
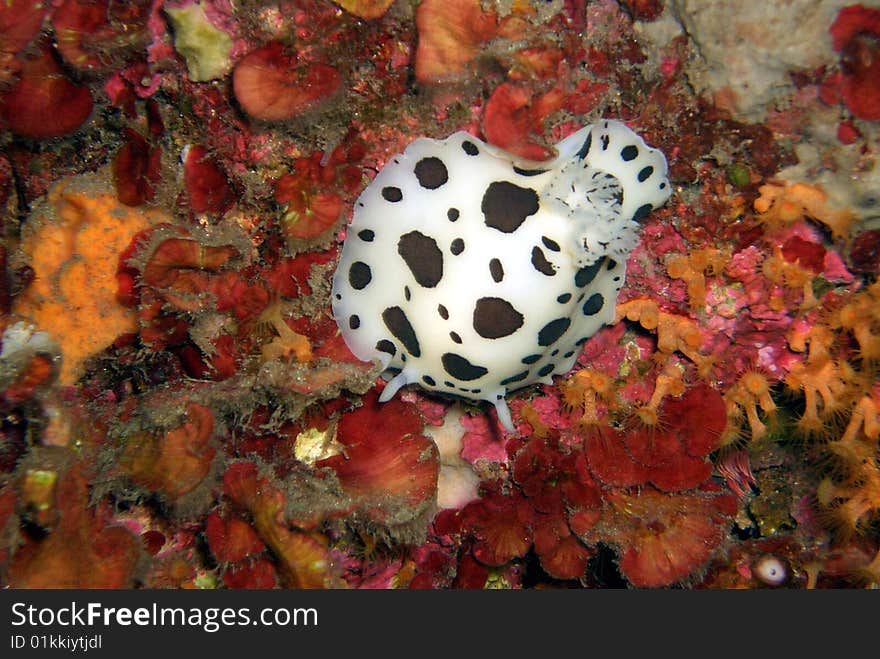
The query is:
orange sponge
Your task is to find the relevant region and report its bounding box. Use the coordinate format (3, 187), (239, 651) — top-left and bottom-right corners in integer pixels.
(12, 175), (167, 384)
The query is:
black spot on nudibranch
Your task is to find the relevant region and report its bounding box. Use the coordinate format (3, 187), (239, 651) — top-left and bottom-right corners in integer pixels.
(600, 134), (610, 150)
(607, 259), (618, 270)
(621, 145), (639, 161)
(582, 293), (604, 316)
(423, 375), (436, 386)
(531, 246), (556, 276)
(348, 262), (372, 290)
(575, 257), (605, 287)
(522, 354), (541, 364)
(438, 304), (449, 320)
(633, 203), (652, 221)
(500, 371), (530, 385)
(513, 166), (548, 177)
(481, 181), (540, 233)
(414, 157), (449, 189)
(637, 166), (654, 182)
(404, 286), (411, 301)
(442, 353), (488, 381)
(398, 231), (443, 288)
(375, 339), (396, 356)
(382, 186), (403, 202)
(473, 297), (524, 339)
(357, 229), (375, 241)
(556, 293), (571, 303)
(542, 236), (560, 252)
(462, 140), (479, 156)
(450, 331), (462, 344)
(489, 258), (504, 282)
(447, 208), (460, 222)
(538, 317), (571, 347)
(577, 132), (593, 159)
(450, 238), (465, 255)
(382, 306), (421, 357)
(349, 315), (360, 329)
(538, 363), (555, 377)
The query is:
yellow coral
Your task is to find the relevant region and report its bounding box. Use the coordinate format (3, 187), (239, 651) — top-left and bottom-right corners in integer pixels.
(832, 282), (880, 362)
(12, 175), (167, 384)
(753, 181), (856, 239)
(561, 368), (616, 426)
(615, 298), (713, 376)
(761, 247), (819, 310)
(723, 370), (778, 444)
(784, 358), (855, 434)
(635, 361), (685, 427)
(666, 248), (728, 310)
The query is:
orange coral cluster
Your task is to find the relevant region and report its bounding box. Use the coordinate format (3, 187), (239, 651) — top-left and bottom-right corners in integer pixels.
(615, 298), (713, 376)
(723, 370), (778, 445)
(762, 246), (822, 311)
(666, 248), (728, 310)
(560, 368), (616, 426)
(818, 393), (880, 537)
(754, 181), (856, 239)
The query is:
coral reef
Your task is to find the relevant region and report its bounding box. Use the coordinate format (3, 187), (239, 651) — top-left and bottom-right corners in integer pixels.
(1, 0), (879, 591)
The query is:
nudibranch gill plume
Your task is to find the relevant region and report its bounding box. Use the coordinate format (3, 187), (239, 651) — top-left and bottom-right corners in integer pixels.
(331, 120), (671, 431)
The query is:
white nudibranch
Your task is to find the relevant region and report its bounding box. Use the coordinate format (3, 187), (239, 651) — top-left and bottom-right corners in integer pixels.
(331, 120), (671, 431)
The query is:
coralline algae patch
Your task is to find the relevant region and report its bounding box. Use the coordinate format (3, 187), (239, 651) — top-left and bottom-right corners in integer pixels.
(1, 0), (880, 591)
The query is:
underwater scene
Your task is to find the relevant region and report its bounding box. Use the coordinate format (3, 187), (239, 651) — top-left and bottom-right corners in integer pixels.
(0, 0), (878, 590)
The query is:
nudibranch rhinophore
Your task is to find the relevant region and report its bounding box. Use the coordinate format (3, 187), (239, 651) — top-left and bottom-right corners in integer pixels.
(331, 120), (671, 431)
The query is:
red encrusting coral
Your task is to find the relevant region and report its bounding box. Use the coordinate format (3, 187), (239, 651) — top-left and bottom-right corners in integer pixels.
(121, 401), (216, 501)
(0, 44), (93, 139)
(828, 4), (880, 120)
(0, 0), (46, 85)
(222, 461), (336, 589)
(8, 464), (141, 588)
(114, 128), (162, 206)
(183, 145), (232, 215)
(481, 83), (566, 160)
(51, 0), (150, 73)
(317, 391), (439, 524)
(232, 42), (341, 121)
(579, 487), (738, 588)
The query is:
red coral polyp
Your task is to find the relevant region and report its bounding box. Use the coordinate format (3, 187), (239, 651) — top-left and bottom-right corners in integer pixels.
(113, 128), (162, 207)
(585, 383), (726, 492)
(585, 488), (737, 588)
(184, 145), (232, 214)
(317, 391), (439, 521)
(414, 0), (499, 84)
(457, 485), (535, 567)
(206, 510), (266, 564)
(52, 0), (149, 72)
(0, 45), (93, 139)
(122, 402), (216, 501)
(482, 83), (566, 161)
(142, 236), (239, 290)
(0, 0), (46, 62)
(233, 42), (341, 121)
(8, 464), (140, 588)
(830, 4), (880, 121)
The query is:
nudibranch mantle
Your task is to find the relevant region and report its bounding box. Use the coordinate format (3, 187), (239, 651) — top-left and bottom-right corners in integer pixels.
(331, 120), (671, 431)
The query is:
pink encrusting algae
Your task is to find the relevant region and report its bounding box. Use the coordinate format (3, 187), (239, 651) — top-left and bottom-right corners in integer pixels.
(0, 0), (879, 590)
